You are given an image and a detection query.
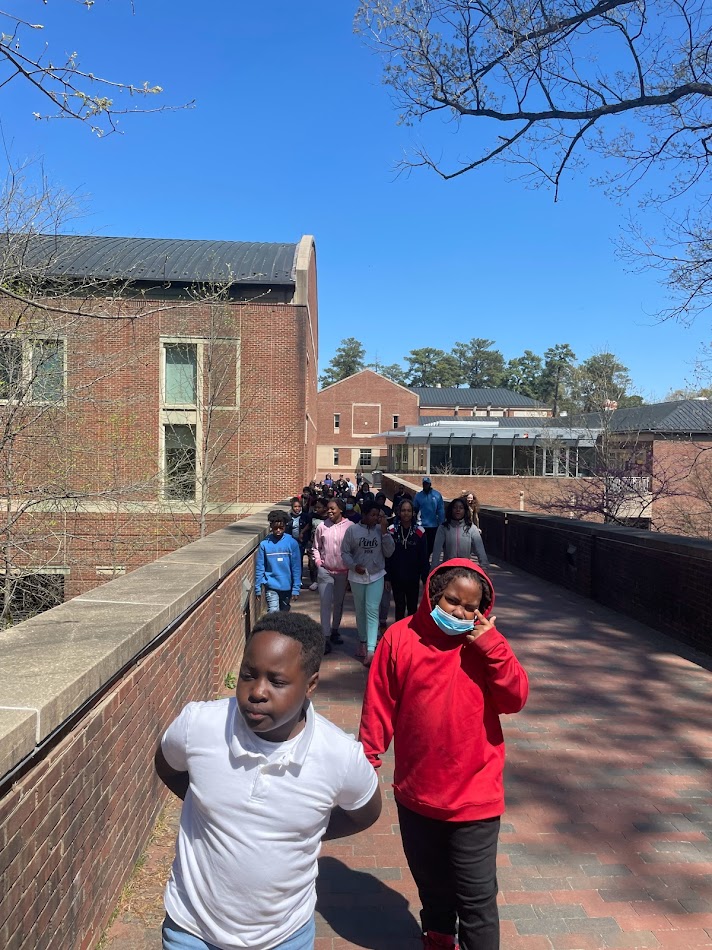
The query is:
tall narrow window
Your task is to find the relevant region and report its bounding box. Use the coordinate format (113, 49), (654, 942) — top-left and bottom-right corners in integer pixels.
(31, 340), (65, 403)
(0, 341), (22, 399)
(164, 424), (197, 499)
(392, 414), (399, 429)
(164, 343), (197, 406)
(333, 413), (340, 432)
(333, 448), (339, 465)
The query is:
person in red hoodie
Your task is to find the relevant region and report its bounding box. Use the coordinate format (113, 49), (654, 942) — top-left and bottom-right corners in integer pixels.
(359, 558), (528, 950)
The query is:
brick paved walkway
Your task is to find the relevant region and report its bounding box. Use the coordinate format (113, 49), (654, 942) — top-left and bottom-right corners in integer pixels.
(102, 563), (712, 950)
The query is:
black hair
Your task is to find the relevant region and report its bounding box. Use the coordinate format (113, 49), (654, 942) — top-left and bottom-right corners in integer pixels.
(396, 496), (414, 512)
(445, 497), (472, 530)
(428, 565), (492, 613)
(290, 496), (302, 505)
(268, 509), (287, 524)
(326, 496), (345, 512)
(249, 612), (324, 677)
(361, 500), (380, 517)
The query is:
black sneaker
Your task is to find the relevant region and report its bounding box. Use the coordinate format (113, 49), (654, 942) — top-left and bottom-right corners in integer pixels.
(330, 630), (344, 644)
(323, 639), (332, 655)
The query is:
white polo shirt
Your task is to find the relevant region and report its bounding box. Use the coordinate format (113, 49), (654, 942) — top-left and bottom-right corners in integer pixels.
(161, 697), (378, 950)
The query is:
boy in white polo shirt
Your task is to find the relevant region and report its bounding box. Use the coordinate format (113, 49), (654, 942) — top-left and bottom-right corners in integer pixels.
(154, 611), (381, 950)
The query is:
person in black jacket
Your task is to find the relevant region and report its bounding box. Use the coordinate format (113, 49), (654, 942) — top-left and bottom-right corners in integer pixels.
(385, 497), (430, 622)
(287, 496), (316, 590)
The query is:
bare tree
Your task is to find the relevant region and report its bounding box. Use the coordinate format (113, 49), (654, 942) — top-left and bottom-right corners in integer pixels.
(0, 171), (270, 622)
(356, 0), (712, 318)
(530, 419), (693, 528)
(0, 3), (188, 135)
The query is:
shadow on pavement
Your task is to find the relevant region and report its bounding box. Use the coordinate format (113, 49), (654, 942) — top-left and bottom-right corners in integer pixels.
(316, 856), (422, 949)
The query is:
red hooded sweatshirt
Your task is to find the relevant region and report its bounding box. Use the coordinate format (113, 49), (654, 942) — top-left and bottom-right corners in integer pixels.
(358, 558), (528, 821)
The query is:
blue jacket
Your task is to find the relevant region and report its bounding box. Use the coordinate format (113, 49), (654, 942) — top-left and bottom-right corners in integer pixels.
(255, 534), (302, 596)
(413, 488), (445, 528)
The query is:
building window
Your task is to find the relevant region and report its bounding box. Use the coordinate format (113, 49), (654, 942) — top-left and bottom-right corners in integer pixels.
(392, 414), (399, 429)
(333, 448), (339, 465)
(0, 341), (22, 397)
(334, 413), (340, 432)
(359, 448), (372, 467)
(32, 340), (65, 403)
(164, 424), (197, 499)
(164, 342), (198, 406)
(0, 338), (65, 404)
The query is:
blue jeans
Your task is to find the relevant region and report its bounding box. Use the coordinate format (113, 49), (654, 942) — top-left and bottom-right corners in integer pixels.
(162, 914), (315, 950)
(265, 588), (292, 612)
(351, 576), (384, 653)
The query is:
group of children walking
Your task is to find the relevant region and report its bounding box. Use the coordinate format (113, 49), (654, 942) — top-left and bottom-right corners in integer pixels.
(157, 478), (527, 950)
(256, 477), (490, 666)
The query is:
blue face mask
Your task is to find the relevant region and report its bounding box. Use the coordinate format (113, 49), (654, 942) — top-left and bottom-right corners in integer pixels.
(430, 604), (475, 636)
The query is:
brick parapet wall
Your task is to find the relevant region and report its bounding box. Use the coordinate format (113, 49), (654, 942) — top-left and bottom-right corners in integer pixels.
(0, 508), (281, 950)
(382, 473), (578, 512)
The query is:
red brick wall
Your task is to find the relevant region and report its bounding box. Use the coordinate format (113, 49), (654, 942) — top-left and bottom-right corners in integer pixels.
(381, 473), (572, 512)
(0, 288), (317, 598)
(651, 438), (712, 539)
(316, 371), (419, 476)
(0, 551), (258, 950)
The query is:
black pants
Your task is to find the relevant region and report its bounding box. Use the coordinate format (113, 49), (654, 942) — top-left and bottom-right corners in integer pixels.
(397, 803), (500, 950)
(392, 578), (420, 621)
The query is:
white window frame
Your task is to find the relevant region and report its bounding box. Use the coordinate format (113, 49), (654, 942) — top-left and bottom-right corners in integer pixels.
(158, 334), (240, 503)
(162, 420), (198, 500)
(160, 337), (202, 502)
(333, 447), (340, 465)
(334, 413), (340, 433)
(0, 336), (67, 405)
(392, 414), (399, 429)
(359, 448), (372, 467)
(161, 340), (199, 409)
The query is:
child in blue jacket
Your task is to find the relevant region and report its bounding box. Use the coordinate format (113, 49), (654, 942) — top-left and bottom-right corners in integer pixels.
(255, 510), (302, 612)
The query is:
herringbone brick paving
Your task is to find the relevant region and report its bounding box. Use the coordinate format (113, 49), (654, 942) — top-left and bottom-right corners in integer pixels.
(103, 563), (712, 949)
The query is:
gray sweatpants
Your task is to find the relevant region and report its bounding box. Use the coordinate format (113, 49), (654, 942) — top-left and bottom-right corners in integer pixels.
(317, 567), (348, 639)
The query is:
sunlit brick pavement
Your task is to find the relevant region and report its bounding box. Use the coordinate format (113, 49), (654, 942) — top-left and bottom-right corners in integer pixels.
(103, 564), (712, 950)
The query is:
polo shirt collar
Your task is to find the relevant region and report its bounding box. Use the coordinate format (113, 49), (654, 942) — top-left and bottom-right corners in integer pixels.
(229, 698), (315, 767)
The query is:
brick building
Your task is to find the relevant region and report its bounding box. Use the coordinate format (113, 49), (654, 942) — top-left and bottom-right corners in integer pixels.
(0, 233), (318, 608)
(316, 369), (419, 477)
(383, 399), (712, 537)
(315, 373), (550, 478)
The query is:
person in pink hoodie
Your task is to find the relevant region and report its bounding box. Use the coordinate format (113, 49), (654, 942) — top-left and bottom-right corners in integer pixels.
(359, 558), (529, 950)
(311, 497), (352, 654)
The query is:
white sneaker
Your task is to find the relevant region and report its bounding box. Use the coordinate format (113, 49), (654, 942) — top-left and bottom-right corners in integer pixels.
(309, 582), (318, 591)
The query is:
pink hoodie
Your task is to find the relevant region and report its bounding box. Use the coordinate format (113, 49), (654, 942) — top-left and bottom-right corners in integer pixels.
(311, 517), (351, 573)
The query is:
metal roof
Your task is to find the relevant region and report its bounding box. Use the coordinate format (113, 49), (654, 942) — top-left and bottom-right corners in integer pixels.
(0, 234), (299, 285)
(386, 421), (599, 446)
(411, 387), (548, 409)
(413, 403), (712, 437)
(602, 400), (712, 434)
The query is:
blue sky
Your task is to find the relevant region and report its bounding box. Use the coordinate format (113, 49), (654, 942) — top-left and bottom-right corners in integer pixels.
(3, 1), (708, 400)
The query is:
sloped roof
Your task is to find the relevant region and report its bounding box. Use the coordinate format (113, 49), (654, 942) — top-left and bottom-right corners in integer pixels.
(411, 387), (548, 409)
(594, 400), (712, 434)
(0, 234), (298, 285)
